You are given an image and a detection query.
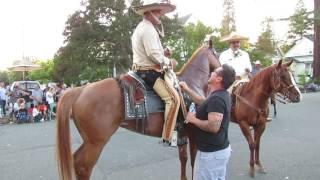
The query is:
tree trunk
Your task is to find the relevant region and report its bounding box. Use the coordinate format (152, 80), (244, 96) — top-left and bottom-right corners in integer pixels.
(313, 0), (320, 80)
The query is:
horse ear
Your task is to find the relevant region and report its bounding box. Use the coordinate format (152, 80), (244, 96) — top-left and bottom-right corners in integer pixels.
(285, 59), (293, 67)
(277, 59), (283, 69)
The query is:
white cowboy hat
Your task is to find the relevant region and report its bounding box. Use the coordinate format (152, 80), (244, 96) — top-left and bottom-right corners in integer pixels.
(220, 32), (248, 42)
(132, 0), (176, 16)
(254, 60), (261, 65)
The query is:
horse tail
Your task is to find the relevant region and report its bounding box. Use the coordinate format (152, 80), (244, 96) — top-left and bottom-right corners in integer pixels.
(56, 86), (84, 180)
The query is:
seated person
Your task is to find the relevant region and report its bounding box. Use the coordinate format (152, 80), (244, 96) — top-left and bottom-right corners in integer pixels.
(16, 102), (29, 123)
(28, 103), (34, 117)
(38, 102), (47, 120)
(13, 98), (25, 118)
(32, 105), (42, 123)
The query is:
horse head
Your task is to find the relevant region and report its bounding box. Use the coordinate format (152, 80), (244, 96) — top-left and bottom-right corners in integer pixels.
(273, 59), (301, 103)
(177, 45), (220, 97)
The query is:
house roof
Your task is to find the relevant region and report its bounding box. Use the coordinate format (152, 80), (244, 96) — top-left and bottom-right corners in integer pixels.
(178, 13), (192, 24)
(285, 37), (313, 58)
(292, 56), (313, 63)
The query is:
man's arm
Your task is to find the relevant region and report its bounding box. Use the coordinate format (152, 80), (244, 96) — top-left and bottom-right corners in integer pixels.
(185, 112), (223, 133)
(179, 82), (205, 105)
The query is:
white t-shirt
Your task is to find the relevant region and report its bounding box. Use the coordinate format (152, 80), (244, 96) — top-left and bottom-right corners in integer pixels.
(46, 91), (54, 104)
(33, 108), (39, 117)
(0, 87), (6, 101)
(219, 48), (252, 78)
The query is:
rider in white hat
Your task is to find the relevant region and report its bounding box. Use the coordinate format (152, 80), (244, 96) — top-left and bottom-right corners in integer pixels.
(219, 32), (252, 80)
(131, 0), (180, 145)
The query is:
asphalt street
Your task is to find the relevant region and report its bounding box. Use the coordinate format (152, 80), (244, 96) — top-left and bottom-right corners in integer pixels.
(0, 92), (319, 180)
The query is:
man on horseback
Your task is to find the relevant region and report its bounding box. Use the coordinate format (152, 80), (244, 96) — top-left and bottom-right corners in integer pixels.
(131, 0), (180, 145)
(219, 32), (252, 80)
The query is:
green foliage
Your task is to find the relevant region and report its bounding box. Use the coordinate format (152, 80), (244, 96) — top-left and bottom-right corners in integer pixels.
(247, 49), (272, 67)
(0, 71), (26, 83)
(256, 17), (276, 56)
(178, 22), (214, 60)
(28, 60), (54, 84)
(0, 71), (10, 85)
(298, 73), (307, 85)
(53, 0), (185, 84)
(288, 0), (313, 41)
(53, 0), (140, 84)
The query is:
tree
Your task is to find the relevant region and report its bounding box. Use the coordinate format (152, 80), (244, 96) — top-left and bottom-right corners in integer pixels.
(0, 71), (10, 85)
(256, 17), (276, 55)
(221, 0), (236, 36)
(54, 0), (139, 84)
(28, 60), (55, 84)
(314, 0), (320, 81)
(288, 0), (313, 41)
(53, 0), (184, 84)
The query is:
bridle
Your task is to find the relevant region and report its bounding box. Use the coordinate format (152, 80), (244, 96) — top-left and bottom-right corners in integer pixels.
(274, 70), (299, 103)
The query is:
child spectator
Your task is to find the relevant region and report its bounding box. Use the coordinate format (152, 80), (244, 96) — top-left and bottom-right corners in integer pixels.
(32, 105), (42, 122)
(16, 102), (28, 123)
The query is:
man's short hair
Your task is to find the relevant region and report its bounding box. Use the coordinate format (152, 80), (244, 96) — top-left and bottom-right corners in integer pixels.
(220, 64), (236, 89)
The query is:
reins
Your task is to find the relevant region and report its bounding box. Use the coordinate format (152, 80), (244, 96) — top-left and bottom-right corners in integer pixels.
(234, 93), (267, 115)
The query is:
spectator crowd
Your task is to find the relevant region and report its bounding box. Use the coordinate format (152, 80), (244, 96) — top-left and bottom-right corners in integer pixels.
(0, 81), (68, 124)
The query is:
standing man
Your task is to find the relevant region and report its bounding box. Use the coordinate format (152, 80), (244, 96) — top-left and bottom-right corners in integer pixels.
(219, 32), (252, 80)
(180, 64), (236, 180)
(131, 0), (180, 145)
(251, 60), (262, 77)
(31, 85), (43, 107)
(0, 81), (7, 117)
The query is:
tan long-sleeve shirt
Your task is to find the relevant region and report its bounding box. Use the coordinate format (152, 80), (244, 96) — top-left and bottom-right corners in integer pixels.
(131, 19), (170, 67)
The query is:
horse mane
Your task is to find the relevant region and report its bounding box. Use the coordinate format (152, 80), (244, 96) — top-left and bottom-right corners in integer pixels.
(245, 64), (275, 91)
(175, 45), (213, 97)
(176, 45), (207, 75)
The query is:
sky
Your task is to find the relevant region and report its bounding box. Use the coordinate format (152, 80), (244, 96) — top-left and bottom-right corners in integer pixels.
(0, 0), (314, 70)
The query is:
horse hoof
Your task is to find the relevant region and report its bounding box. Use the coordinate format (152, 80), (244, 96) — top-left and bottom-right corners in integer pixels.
(266, 117), (272, 122)
(258, 168), (267, 174)
(249, 170), (255, 178)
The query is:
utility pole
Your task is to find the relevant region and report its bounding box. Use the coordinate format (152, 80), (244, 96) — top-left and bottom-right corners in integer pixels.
(314, 0), (320, 80)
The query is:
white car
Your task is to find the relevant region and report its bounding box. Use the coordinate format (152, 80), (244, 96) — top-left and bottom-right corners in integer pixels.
(10, 81), (41, 92)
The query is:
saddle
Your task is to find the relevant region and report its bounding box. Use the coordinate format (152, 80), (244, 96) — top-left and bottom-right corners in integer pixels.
(118, 71), (191, 146)
(231, 81), (248, 111)
(119, 71), (164, 120)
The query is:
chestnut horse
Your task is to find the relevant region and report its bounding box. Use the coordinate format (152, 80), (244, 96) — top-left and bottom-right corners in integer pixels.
(56, 45), (220, 180)
(231, 59), (301, 177)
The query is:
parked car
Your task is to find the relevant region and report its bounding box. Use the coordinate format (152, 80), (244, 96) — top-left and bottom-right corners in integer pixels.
(304, 83), (320, 92)
(10, 81), (41, 92)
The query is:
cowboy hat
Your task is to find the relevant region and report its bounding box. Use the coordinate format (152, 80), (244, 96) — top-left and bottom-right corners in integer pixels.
(254, 60), (261, 65)
(132, 0), (176, 16)
(220, 32), (248, 42)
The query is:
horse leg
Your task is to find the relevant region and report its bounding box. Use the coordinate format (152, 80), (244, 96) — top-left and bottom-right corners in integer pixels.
(239, 121), (255, 177)
(189, 135), (197, 180)
(273, 101), (277, 117)
(178, 144), (188, 180)
(73, 141), (106, 180)
(254, 123), (267, 174)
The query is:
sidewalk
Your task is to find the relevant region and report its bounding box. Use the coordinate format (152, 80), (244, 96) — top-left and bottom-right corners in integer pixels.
(0, 117), (9, 125)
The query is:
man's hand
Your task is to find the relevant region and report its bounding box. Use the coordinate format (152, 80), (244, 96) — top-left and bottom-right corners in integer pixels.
(185, 112), (196, 124)
(164, 48), (172, 58)
(179, 81), (189, 92)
